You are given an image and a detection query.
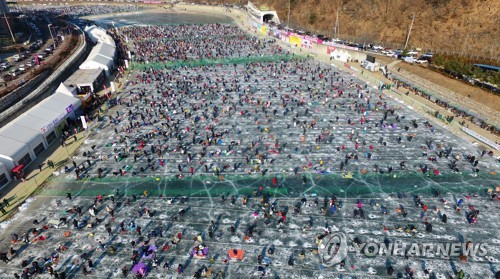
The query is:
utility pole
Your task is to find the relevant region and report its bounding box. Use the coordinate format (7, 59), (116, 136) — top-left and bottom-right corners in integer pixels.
(403, 13), (415, 50)
(3, 12), (16, 45)
(333, 10), (339, 39)
(48, 24), (56, 49)
(287, 0), (291, 28)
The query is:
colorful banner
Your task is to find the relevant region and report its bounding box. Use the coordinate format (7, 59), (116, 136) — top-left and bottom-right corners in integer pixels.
(289, 35), (301, 47)
(272, 29), (282, 39)
(301, 39), (312, 49)
(260, 25), (268, 35)
(81, 115), (88, 129)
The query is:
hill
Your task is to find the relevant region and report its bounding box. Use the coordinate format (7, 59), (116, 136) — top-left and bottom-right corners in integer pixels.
(195, 0), (500, 59)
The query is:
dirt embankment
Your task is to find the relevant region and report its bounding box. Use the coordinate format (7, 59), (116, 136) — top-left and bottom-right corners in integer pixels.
(192, 0), (500, 59)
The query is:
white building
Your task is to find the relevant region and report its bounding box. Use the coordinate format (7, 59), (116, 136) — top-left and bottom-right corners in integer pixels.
(84, 25), (116, 46)
(0, 92), (82, 174)
(0, 136), (34, 170)
(81, 25), (116, 76)
(0, 162), (11, 189)
(0, 123), (48, 158)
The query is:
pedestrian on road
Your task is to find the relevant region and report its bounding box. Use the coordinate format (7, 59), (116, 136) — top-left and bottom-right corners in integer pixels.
(38, 163), (42, 172)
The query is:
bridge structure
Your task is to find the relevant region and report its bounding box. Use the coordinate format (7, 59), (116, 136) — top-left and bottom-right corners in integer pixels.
(245, 1), (280, 24)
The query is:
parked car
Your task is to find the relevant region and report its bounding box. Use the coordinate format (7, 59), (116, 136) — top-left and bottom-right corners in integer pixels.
(372, 45), (384, 51)
(385, 51), (395, 57)
(416, 56), (431, 64)
(0, 62), (10, 70)
(403, 56), (415, 63)
(9, 68), (21, 77)
(12, 54), (26, 62)
(18, 64), (27, 72)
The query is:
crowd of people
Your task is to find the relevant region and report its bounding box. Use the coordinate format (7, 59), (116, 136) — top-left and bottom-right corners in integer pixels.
(11, 4), (148, 17)
(389, 76), (500, 137)
(0, 5), (497, 278)
(121, 24), (282, 64)
(1, 188), (498, 278)
(73, 54), (496, 179)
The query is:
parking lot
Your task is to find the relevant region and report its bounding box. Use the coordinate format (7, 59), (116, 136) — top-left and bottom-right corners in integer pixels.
(0, 11), (68, 91)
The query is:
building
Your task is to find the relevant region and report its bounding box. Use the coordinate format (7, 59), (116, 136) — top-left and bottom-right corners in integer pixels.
(79, 43), (115, 76)
(0, 162), (11, 189)
(0, 91), (82, 178)
(64, 68), (105, 94)
(81, 25), (116, 76)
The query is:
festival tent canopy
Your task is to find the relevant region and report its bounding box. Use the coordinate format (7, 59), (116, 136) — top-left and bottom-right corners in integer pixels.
(0, 136), (34, 170)
(0, 123), (48, 156)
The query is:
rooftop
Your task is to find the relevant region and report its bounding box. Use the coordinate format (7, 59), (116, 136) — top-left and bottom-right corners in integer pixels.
(64, 68), (103, 86)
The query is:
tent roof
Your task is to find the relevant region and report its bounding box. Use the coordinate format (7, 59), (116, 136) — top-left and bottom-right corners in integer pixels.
(80, 57), (111, 70)
(14, 113), (51, 133)
(88, 52), (113, 65)
(84, 25), (115, 46)
(0, 123), (44, 146)
(38, 92), (81, 115)
(27, 106), (59, 121)
(93, 43), (116, 60)
(13, 92), (81, 134)
(56, 82), (77, 96)
(0, 136), (30, 159)
(64, 69), (103, 87)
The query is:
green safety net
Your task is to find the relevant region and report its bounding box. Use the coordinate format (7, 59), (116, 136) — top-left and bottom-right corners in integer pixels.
(43, 171), (497, 198)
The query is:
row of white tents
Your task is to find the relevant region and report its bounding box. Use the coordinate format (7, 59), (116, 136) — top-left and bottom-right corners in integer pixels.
(81, 25), (116, 76)
(0, 84), (82, 187)
(0, 26), (116, 189)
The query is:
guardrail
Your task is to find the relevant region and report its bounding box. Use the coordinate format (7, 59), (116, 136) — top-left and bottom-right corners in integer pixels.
(461, 127), (500, 150)
(0, 23), (87, 125)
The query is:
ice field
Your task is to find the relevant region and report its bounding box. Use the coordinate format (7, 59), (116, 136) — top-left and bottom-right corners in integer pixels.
(0, 18), (499, 279)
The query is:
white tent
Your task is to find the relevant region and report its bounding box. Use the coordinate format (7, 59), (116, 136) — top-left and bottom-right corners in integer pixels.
(0, 162), (11, 189)
(94, 43), (116, 60)
(330, 49), (350, 63)
(84, 25), (115, 46)
(0, 136), (34, 170)
(14, 112), (58, 144)
(0, 123), (48, 157)
(56, 82), (78, 96)
(13, 92), (82, 144)
(79, 47), (114, 76)
(39, 92), (82, 119)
